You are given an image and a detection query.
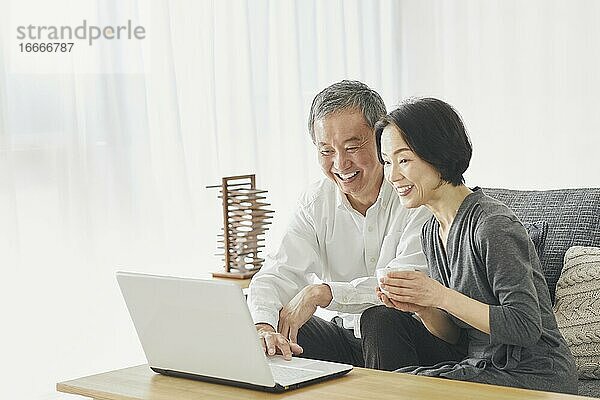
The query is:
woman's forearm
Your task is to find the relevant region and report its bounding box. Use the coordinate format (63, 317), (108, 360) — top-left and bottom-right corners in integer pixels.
(440, 287), (490, 335)
(416, 307), (461, 345)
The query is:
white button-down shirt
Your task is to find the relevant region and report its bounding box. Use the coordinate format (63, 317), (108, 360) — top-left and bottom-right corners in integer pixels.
(248, 178), (431, 337)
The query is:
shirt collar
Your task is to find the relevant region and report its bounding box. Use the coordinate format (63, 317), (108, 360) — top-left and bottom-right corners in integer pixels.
(335, 178), (391, 213)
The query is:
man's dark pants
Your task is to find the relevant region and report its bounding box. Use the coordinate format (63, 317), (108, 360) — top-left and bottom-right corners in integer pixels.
(296, 305), (464, 370)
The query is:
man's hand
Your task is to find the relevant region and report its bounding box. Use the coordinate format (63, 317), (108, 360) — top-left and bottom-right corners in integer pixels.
(256, 323), (303, 361)
(278, 284), (332, 344)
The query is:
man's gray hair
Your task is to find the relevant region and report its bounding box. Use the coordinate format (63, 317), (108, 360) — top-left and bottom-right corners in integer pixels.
(308, 80), (387, 143)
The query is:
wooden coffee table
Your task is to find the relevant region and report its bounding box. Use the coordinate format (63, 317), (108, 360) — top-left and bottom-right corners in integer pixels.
(57, 364), (588, 400)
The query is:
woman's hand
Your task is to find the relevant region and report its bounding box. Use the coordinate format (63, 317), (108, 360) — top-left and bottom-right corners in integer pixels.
(376, 274), (461, 344)
(378, 271), (449, 309)
(376, 286), (428, 313)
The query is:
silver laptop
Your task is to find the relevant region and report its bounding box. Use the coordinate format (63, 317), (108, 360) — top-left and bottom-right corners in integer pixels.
(116, 271), (353, 392)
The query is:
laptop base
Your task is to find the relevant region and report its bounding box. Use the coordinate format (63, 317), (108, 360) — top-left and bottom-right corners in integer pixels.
(150, 366), (351, 393)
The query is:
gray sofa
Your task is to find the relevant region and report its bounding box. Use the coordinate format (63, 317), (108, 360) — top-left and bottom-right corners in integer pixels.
(483, 187), (600, 398)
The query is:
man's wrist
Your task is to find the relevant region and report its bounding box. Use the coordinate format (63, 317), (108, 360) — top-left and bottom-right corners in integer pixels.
(255, 323), (275, 332)
(310, 283), (333, 308)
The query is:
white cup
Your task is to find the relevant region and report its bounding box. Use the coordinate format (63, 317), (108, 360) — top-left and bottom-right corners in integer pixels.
(376, 265), (418, 294)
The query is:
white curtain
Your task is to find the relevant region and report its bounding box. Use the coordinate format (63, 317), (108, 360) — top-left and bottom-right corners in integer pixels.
(0, 1), (402, 399)
(396, 0), (600, 189)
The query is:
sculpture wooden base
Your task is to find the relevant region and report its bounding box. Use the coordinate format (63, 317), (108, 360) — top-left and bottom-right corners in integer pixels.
(211, 269), (259, 279)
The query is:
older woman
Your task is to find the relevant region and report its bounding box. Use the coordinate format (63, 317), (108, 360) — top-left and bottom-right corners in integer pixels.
(373, 98), (577, 394)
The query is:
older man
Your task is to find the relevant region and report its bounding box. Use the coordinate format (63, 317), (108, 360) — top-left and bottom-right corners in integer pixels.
(248, 80), (431, 370)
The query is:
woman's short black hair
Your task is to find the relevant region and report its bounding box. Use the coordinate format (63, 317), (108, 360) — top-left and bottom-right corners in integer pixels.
(375, 97), (472, 186)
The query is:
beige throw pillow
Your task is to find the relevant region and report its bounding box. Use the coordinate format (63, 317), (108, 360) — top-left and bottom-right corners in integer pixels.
(554, 246), (600, 379)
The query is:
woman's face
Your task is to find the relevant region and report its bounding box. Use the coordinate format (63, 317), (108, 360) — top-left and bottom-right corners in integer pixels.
(380, 124), (442, 208)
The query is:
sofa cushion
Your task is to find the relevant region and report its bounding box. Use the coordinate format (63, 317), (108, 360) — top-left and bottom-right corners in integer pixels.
(524, 221), (548, 258)
(578, 378), (600, 397)
(554, 246), (600, 379)
(482, 188), (600, 302)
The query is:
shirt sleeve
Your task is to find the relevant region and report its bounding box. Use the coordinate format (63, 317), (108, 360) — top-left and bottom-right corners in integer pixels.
(386, 206), (431, 270)
(325, 206), (431, 314)
(325, 277), (381, 314)
(477, 215), (543, 347)
(247, 205), (320, 330)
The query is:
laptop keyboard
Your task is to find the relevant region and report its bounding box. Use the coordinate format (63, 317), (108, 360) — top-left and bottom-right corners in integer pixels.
(270, 365), (321, 383)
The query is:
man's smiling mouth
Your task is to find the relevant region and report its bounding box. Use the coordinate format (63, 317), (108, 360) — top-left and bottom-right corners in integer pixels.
(334, 171), (359, 181)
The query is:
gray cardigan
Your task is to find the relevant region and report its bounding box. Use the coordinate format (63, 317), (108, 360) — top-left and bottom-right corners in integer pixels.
(406, 189), (577, 394)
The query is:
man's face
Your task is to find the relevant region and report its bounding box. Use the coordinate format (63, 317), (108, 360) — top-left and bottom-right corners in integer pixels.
(314, 109), (383, 208)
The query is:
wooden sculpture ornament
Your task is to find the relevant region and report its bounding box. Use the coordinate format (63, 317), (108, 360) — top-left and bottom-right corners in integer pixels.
(207, 174), (274, 279)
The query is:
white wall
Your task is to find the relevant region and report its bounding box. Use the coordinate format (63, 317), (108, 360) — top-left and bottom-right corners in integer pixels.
(397, 0), (600, 189)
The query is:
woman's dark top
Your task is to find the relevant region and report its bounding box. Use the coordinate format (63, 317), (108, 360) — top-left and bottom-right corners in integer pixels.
(405, 188), (577, 394)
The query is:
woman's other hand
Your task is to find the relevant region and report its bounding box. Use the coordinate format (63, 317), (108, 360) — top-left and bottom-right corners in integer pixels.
(379, 270), (449, 309)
